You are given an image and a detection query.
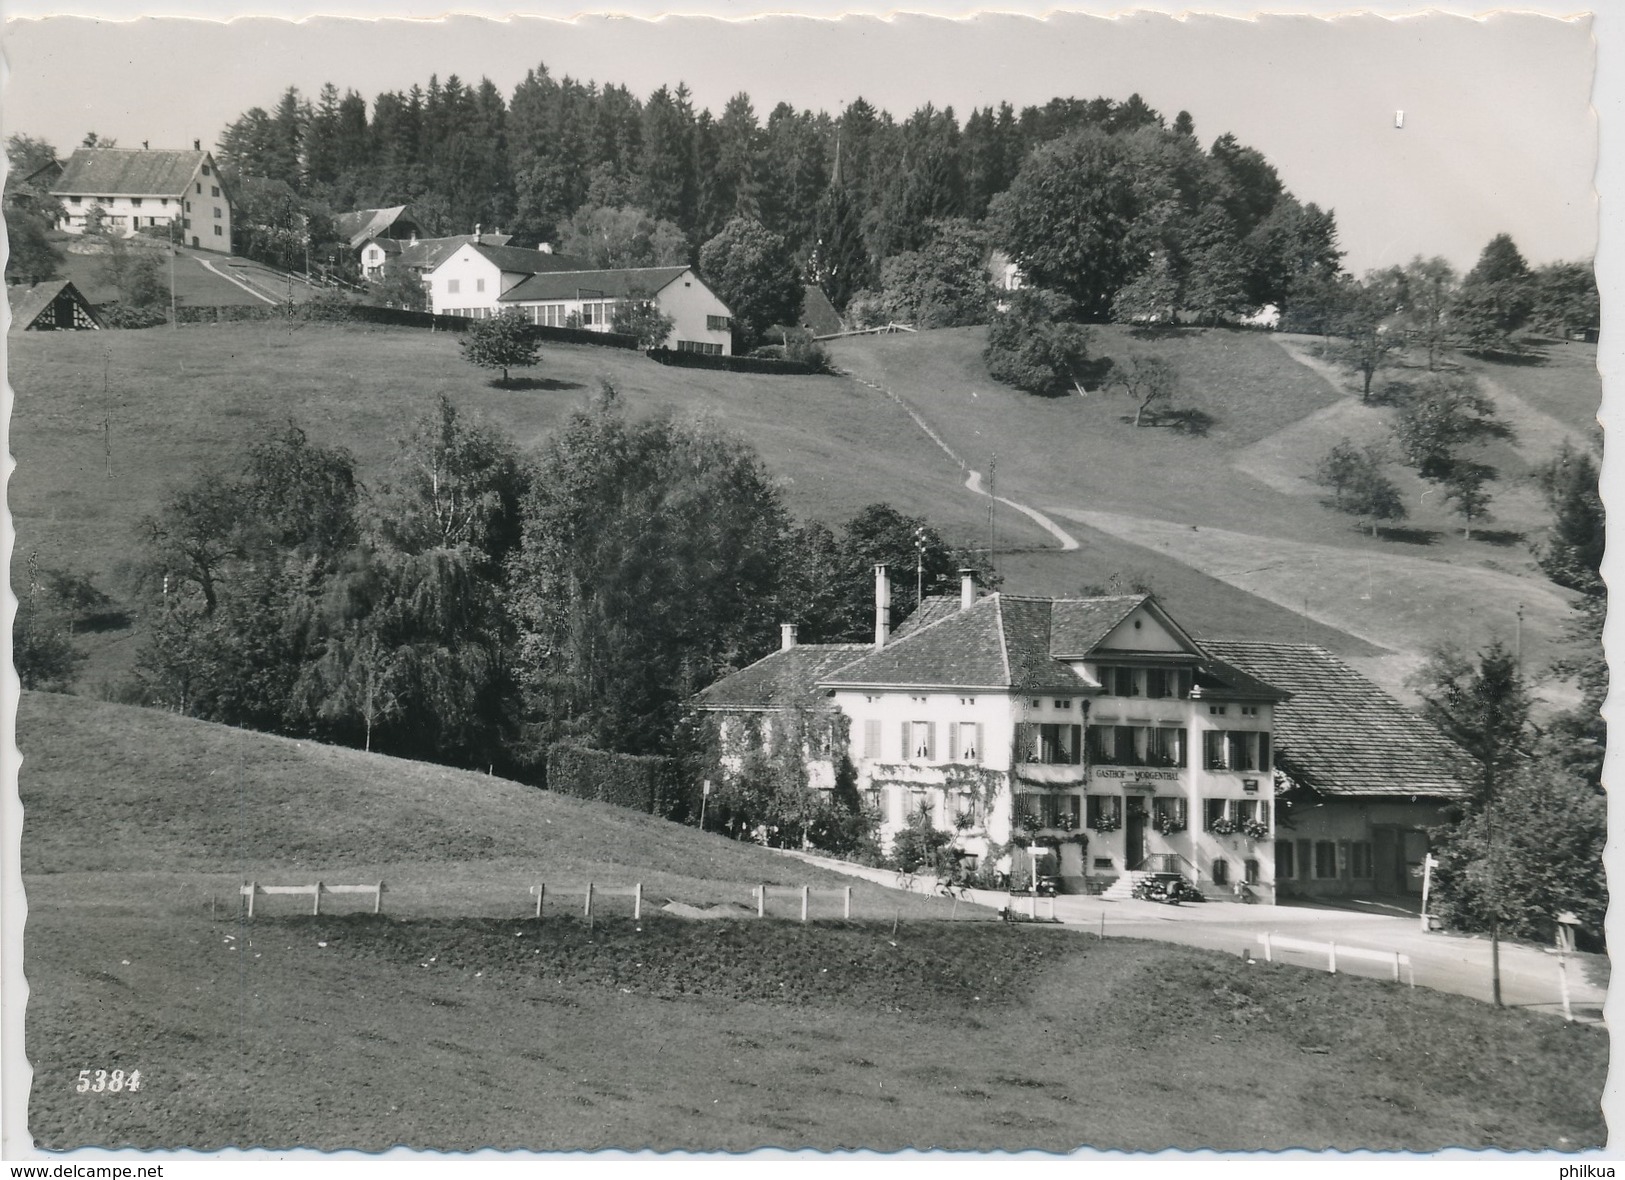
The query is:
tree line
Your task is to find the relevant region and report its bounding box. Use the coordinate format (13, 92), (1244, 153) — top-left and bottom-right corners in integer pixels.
(201, 76), (1338, 321)
(42, 390), (988, 783)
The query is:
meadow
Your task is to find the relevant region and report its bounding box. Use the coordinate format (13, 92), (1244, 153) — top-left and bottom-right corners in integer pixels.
(20, 691), (1607, 1153)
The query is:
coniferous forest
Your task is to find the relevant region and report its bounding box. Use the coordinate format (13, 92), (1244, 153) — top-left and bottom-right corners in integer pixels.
(213, 71), (1342, 318)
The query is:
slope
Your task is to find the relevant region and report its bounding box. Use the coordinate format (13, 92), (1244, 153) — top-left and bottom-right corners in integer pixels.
(19, 691), (1607, 1153)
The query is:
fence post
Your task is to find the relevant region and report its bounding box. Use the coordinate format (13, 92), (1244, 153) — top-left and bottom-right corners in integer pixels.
(585, 882), (594, 919)
(247, 881), (256, 919)
(313, 882), (322, 916)
(375, 882), (384, 915)
(535, 883), (545, 920)
(1262, 931), (1272, 962)
(634, 883), (643, 921)
(801, 885), (810, 924)
(758, 884), (766, 919)
(844, 886), (852, 920)
(1392, 951), (1401, 983)
(1328, 942), (1337, 974)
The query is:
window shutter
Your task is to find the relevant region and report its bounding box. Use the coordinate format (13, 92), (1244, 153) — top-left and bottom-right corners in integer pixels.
(901, 722), (911, 761)
(975, 723), (985, 762)
(1259, 733), (1272, 772)
(1069, 724), (1083, 765)
(947, 723), (959, 762)
(926, 722), (937, 762)
(1204, 730), (1223, 769)
(863, 719), (880, 759)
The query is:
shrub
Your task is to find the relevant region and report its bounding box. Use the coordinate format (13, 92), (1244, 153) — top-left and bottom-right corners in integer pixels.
(98, 302), (168, 329)
(545, 743), (686, 819)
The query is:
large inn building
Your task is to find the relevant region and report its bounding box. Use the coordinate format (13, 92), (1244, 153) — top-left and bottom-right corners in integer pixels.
(695, 568), (1476, 904)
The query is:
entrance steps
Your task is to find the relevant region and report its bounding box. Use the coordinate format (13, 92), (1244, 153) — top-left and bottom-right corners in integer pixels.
(1100, 871), (1154, 901)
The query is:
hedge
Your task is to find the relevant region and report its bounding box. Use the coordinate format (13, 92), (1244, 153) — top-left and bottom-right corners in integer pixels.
(546, 743), (687, 819)
(644, 348), (823, 375)
(169, 301), (641, 348)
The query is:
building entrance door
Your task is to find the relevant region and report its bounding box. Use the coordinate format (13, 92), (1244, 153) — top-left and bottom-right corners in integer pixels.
(1373, 827), (1399, 895)
(1124, 796), (1149, 868)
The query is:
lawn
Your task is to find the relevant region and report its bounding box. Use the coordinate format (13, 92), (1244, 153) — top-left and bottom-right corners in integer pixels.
(19, 693), (1607, 1153)
(827, 326), (1591, 693)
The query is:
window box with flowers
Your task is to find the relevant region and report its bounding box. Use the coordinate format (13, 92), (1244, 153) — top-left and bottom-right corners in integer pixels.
(1240, 819), (1271, 840)
(1086, 794), (1122, 833)
(1152, 798), (1187, 834)
(1207, 814), (1239, 836)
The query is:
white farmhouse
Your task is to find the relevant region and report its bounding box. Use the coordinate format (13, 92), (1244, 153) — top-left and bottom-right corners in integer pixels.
(52, 143), (233, 253)
(695, 568), (1474, 904)
(425, 241), (735, 354)
(499, 266), (734, 355)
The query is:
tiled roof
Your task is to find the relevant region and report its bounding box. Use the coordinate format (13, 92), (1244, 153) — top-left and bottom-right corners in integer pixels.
(466, 242), (593, 276)
(335, 206), (416, 249)
(797, 284), (845, 337)
(53, 148), (204, 197)
(366, 238), (405, 256)
(692, 644), (869, 710)
(499, 266), (690, 304)
(398, 236), (483, 272)
(1049, 596), (1146, 656)
(892, 595), (960, 639)
(1190, 655), (1291, 702)
(823, 595), (1087, 692)
(1201, 640), (1476, 799)
(7, 281), (102, 330)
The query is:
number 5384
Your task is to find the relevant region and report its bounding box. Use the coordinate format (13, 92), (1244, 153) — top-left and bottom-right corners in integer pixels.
(76, 1068), (141, 1093)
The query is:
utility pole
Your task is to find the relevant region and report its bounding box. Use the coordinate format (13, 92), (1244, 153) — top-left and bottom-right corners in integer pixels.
(169, 218), (178, 329)
(987, 453), (997, 579)
(1515, 602), (1525, 671)
(914, 526), (927, 608)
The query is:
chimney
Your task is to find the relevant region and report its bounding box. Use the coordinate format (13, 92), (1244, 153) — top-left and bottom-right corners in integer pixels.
(193, 138), (200, 151)
(780, 624), (799, 652)
(538, 241), (553, 254)
(474, 223), (482, 242)
(960, 568), (977, 611)
(874, 564), (891, 650)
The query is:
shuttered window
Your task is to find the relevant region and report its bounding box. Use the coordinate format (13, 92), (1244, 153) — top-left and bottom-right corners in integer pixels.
(862, 719), (880, 759)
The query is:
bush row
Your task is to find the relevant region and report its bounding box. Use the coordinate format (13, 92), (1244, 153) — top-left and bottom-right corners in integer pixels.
(545, 743), (687, 820)
(645, 348), (824, 375)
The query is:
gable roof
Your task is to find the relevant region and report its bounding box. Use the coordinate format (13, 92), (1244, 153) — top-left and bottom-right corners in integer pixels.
(462, 242), (593, 276)
(1201, 640), (1476, 799)
(53, 148), (206, 197)
(499, 266), (691, 304)
(692, 644), (870, 710)
(334, 206), (418, 249)
(1048, 596), (1149, 656)
(798, 285), (844, 337)
(8, 280), (103, 330)
(891, 595), (961, 640)
(822, 595), (1087, 692)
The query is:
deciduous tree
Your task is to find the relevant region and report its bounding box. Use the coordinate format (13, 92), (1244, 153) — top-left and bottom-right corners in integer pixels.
(983, 287), (1095, 396)
(1106, 353), (1179, 427)
(460, 309), (541, 385)
(698, 216), (803, 349)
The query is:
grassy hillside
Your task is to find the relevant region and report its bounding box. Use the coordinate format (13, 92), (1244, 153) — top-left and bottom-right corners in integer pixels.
(20, 693), (1607, 1152)
(828, 326), (1590, 699)
(10, 316), (1593, 703)
(52, 236), (322, 308)
(18, 691), (959, 916)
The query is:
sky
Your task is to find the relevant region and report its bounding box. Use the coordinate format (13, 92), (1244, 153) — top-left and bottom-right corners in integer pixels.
(0, 7), (1602, 276)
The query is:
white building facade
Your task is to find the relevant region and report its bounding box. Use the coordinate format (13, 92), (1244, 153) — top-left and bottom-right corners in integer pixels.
(52, 146), (233, 253)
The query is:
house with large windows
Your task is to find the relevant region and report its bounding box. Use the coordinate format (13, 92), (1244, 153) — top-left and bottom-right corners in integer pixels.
(694, 567), (1474, 903)
(423, 242), (735, 354)
(51, 142), (232, 252)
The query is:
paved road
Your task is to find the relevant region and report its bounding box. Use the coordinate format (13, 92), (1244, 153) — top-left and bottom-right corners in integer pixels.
(783, 851), (1608, 1024)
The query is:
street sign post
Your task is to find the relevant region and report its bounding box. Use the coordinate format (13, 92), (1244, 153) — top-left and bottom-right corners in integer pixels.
(1419, 854), (1439, 932)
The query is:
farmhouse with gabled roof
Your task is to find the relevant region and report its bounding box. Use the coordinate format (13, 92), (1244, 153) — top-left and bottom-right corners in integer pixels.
(695, 568), (1475, 903)
(52, 143), (232, 252)
(425, 242), (736, 354)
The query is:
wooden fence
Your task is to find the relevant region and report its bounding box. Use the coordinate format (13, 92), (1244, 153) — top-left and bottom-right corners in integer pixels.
(529, 882), (643, 922)
(755, 883), (853, 921)
(241, 880), (384, 916)
(1258, 931), (1414, 986)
